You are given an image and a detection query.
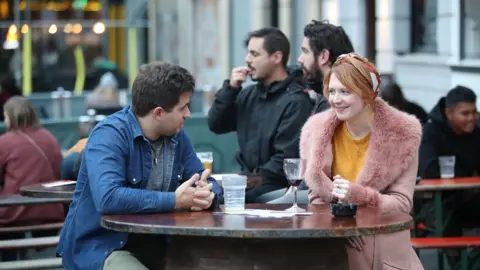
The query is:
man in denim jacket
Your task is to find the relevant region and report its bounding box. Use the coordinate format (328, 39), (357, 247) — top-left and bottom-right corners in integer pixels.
(57, 62), (223, 270)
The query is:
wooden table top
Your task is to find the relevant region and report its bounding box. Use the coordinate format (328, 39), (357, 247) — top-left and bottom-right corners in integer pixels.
(102, 204), (413, 238)
(415, 177), (480, 192)
(20, 183), (75, 199)
(0, 194), (71, 207)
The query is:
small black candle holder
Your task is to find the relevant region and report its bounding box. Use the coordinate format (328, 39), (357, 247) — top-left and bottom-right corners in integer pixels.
(330, 202), (357, 217)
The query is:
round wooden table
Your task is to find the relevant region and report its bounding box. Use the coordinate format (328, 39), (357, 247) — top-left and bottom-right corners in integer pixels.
(102, 204), (413, 270)
(20, 183), (75, 199)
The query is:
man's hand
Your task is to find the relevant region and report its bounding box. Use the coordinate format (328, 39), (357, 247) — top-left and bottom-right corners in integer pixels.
(195, 169), (211, 189)
(174, 174), (199, 210)
(229, 67), (251, 88)
(192, 169), (215, 211)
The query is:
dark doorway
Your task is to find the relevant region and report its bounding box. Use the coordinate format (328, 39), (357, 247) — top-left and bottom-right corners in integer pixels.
(270, 0), (279, 27)
(366, 0), (376, 63)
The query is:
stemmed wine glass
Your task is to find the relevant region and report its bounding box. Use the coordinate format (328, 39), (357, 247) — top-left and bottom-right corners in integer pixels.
(283, 158), (306, 212)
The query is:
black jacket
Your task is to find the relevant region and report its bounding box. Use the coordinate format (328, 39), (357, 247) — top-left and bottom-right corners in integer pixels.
(307, 78), (330, 114)
(286, 65), (329, 115)
(404, 101), (428, 125)
(208, 71), (313, 187)
(419, 97), (480, 178)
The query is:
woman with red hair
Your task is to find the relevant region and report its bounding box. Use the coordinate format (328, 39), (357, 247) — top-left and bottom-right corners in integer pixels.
(300, 53), (423, 269)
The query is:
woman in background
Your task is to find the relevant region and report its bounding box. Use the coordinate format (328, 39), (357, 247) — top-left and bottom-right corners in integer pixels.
(300, 53), (423, 269)
(0, 96), (64, 225)
(380, 82), (428, 125)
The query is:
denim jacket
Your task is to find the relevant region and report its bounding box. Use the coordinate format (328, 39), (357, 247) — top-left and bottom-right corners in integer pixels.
(57, 106), (223, 270)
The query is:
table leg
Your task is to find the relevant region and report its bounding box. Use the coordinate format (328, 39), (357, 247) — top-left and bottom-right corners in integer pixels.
(460, 250), (468, 270)
(165, 236), (348, 270)
(435, 191), (444, 270)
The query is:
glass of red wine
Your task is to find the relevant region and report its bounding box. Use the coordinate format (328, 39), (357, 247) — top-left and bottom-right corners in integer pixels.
(283, 158), (306, 212)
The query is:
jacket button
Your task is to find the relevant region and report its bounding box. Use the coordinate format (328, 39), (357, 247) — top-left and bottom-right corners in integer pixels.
(132, 178), (136, 182)
(120, 241), (125, 245)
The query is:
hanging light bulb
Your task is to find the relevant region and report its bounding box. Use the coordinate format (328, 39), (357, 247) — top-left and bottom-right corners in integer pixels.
(48, 24), (57, 34)
(72, 23), (82, 34)
(4, 24), (19, 49)
(92, 22), (105, 34)
(20, 24), (28, 34)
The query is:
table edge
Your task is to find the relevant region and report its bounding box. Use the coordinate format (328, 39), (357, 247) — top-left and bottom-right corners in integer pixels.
(0, 198), (72, 206)
(100, 216), (413, 238)
(19, 188), (73, 199)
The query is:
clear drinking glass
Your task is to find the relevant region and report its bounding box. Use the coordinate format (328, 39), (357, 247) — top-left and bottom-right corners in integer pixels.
(439, 156), (455, 179)
(196, 152), (213, 171)
(223, 175), (247, 213)
(283, 158), (306, 212)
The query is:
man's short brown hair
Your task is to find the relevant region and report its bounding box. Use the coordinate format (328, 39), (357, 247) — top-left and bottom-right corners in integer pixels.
(131, 62), (195, 117)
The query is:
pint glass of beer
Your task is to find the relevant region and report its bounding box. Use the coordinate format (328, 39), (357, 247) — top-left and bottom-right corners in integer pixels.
(196, 152), (213, 172)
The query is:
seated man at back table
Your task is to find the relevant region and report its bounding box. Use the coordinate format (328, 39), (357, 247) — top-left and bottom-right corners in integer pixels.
(57, 61), (223, 270)
(208, 27), (313, 203)
(418, 85), (480, 267)
(419, 85), (480, 178)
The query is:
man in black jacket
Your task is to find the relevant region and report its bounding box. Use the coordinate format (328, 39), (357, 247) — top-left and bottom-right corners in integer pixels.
(419, 85), (480, 178)
(418, 85), (480, 267)
(258, 21), (356, 204)
(208, 28), (313, 203)
(297, 20), (355, 114)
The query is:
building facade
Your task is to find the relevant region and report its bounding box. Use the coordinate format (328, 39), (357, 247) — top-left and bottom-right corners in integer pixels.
(151, 0), (480, 111)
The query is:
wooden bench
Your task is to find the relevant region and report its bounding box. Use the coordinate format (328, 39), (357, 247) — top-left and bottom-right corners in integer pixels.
(0, 236), (60, 251)
(412, 237), (480, 269)
(0, 195), (65, 268)
(412, 236), (480, 249)
(0, 194), (71, 207)
(0, 257), (62, 270)
(0, 222), (64, 234)
(0, 236), (62, 269)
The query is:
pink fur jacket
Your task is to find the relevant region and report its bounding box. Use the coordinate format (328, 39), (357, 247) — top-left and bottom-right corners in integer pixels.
(300, 98), (424, 269)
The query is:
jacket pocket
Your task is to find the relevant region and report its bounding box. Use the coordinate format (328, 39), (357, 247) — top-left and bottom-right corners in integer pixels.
(381, 231), (411, 270)
(126, 168), (143, 188)
(383, 261), (404, 270)
(171, 165), (185, 189)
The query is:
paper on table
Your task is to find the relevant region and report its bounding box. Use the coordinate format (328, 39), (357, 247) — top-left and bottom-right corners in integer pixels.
(223, 209), (312, 218)
(43, 180), (77, 188)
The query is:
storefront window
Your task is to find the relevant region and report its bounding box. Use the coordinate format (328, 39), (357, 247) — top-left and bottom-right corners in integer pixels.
(461, 0), (480, 59)
(193, 0), (222, 92)
(0, 0), (149, 94)
(411, 0), (437, 53)
(156, 0), (179, 65)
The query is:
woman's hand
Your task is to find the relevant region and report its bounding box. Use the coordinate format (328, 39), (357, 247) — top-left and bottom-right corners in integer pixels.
(332, 175), (351, 201)
(347, 236), (366, 251)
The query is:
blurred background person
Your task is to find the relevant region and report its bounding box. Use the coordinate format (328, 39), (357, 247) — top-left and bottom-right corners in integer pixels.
(380, 82), (428, 125)
(297, 20), (355, 114)
(418, 85), (480, 267)
(86, 72), (120, 110)
(0, 96), (64, 261)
